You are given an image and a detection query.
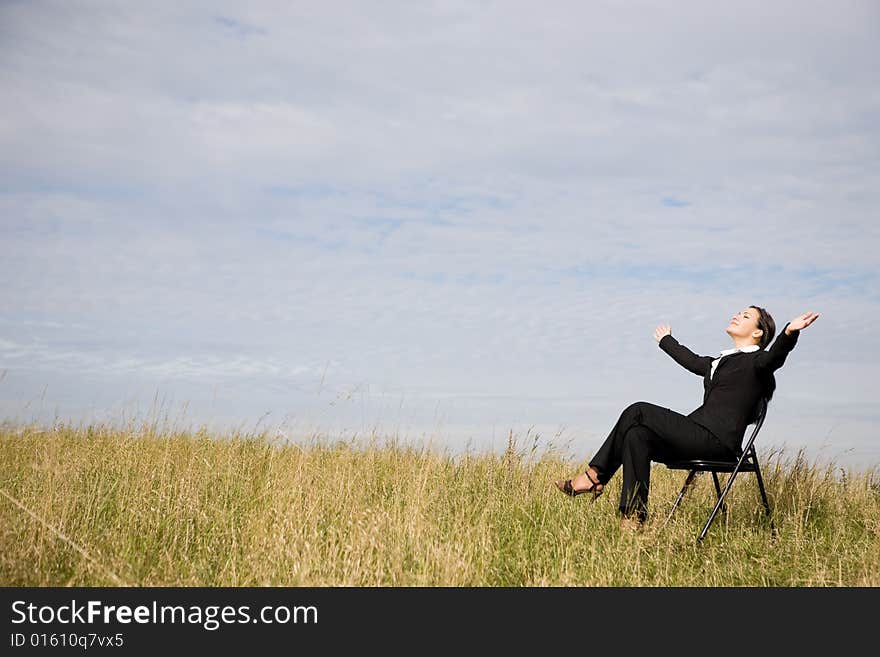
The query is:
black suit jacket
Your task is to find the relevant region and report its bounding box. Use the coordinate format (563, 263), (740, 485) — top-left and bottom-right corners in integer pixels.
(658, 322), (799, 454)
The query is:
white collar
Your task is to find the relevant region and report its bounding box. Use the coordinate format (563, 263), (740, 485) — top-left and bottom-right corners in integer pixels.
(718, 344), (761, 357)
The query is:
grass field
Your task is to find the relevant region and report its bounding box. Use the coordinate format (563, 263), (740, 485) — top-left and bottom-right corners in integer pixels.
(2, 419), (878, 586)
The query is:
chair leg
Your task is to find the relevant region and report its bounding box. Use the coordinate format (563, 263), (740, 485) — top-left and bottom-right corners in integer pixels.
(699, 470), (742, 541)
(666, 470), (697, 525)
(753, 461), (774, 532)
(711, 472), (727, 514)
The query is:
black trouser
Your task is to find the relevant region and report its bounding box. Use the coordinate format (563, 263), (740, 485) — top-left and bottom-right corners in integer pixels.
(588, 401), (735, 521)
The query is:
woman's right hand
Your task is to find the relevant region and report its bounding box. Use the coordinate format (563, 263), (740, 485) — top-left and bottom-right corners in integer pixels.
(654, 324), (672, 343)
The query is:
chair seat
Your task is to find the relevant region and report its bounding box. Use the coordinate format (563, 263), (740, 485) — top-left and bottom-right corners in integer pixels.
(665, 458), (755, 473)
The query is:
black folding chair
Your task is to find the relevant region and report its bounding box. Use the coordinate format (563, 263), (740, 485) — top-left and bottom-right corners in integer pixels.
(664, 397), (773, 540)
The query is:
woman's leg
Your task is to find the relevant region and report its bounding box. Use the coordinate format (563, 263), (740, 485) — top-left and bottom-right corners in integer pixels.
(586, 401), (734, 520)
(619, 425), (659, 522)
(561, 401), (656, 495)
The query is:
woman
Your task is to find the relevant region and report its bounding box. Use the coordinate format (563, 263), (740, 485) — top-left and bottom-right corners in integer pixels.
(555, 307), (820, 530)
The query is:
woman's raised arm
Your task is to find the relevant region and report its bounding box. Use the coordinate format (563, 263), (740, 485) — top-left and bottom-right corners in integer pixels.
(755, 311), (819, 373)
(655, 323), (712, 377)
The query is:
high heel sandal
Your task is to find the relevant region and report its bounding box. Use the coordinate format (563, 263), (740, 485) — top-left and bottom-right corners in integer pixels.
(555, 471), (604, 502)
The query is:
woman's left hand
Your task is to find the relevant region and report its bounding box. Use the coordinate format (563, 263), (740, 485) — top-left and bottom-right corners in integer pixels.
(786, 311), (820, 334)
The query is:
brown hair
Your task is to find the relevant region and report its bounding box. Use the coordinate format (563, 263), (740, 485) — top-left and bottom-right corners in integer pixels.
(750, 305), (776, 350)
(749, 304), (777, 412)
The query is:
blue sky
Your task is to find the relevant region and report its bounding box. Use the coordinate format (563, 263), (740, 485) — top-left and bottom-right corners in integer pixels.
(1, 1), (878, 467)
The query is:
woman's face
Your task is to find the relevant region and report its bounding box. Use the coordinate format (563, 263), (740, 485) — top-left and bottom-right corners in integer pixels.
(726, 307), (763, 344)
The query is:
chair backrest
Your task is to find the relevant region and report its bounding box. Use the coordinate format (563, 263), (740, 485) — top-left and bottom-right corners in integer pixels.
(740, 397), (769, 457)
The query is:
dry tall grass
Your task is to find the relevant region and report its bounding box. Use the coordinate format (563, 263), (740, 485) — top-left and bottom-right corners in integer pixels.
(2, 420), (878, 586)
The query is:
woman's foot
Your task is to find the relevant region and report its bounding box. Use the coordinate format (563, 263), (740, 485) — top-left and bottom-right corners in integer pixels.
(555, 467), (604, 498)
